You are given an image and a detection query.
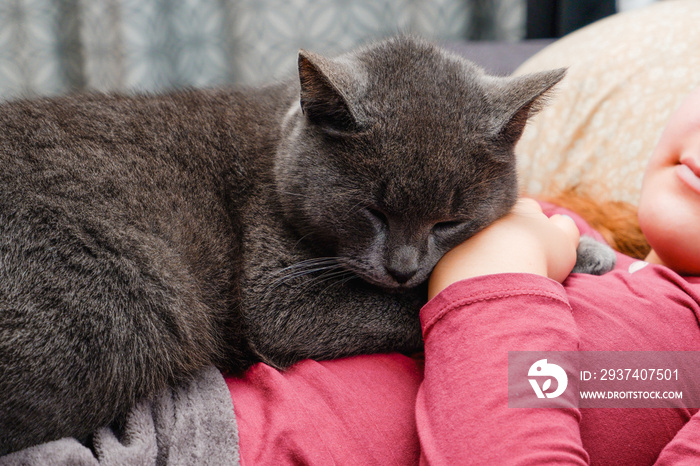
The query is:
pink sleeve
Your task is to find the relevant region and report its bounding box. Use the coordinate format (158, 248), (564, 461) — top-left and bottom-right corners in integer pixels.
(655, 412), (700, 465)
(416, 273), (589, 465)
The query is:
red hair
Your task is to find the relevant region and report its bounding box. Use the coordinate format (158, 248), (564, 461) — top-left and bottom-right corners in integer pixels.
(546, 188), (650, 260)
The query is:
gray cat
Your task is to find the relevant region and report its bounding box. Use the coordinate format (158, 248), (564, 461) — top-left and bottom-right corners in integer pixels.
(0, 36), (609, 454)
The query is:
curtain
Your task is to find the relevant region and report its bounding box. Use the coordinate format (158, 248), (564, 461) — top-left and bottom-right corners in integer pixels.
(0, 0), (526, 99)
(525, 0), (616, 38)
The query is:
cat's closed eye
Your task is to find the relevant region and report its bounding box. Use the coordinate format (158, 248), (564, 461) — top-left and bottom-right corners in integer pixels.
(365, 207), (388, 229)
(431, 220), (464, 235)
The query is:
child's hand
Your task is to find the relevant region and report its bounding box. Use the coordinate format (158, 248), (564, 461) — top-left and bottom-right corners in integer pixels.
(428, 199), (580, 299)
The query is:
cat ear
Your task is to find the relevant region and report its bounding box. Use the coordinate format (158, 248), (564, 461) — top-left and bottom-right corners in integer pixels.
(488, 68), (566, 146)
(298, 50), (362, 133)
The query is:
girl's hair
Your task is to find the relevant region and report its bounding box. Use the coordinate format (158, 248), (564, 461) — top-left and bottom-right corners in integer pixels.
(547, 188), (651, 260)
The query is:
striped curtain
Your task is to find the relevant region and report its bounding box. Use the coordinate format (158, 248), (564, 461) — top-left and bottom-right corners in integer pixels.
(0, 0), (525, 99)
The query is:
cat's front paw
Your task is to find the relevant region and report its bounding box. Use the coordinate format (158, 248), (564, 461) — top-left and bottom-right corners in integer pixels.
(572, 235), (617, 275)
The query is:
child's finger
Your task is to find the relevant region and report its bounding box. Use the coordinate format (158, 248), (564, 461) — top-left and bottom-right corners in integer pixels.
(549, 214), (581, 247)
(512, 197), (543, 215)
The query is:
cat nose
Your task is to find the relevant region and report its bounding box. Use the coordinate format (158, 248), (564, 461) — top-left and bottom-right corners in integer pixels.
(385, 245), (420, 284)
(385, 265), (417, 284)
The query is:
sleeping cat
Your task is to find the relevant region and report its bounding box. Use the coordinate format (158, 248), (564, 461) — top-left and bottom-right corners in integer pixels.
(0, 36), (608, 454)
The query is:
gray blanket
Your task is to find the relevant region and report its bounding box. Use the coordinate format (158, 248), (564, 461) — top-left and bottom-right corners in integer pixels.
(0, 366), (240, 466)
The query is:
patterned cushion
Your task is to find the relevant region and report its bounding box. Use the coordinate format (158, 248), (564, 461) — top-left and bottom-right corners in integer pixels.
(514, 0), (700, 205)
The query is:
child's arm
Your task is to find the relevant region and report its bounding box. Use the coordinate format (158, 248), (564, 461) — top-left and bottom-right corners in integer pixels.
(429, 198), (580, 297)
(655, 412), (700, 465)
(418, 199), (589, 464)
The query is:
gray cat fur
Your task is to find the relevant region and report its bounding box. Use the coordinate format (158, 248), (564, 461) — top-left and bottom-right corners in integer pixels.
(0, 36), (566, 454)
(572, 236), (617, 275)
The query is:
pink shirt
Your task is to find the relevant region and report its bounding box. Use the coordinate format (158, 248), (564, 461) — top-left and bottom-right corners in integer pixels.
(226, 204), (700, 465)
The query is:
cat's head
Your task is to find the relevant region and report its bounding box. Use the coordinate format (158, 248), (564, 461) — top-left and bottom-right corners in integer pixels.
(274, 37), (564, 290)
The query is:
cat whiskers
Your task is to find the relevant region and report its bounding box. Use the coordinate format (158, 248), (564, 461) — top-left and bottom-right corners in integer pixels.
(336, 197), (374, 225)
(278, 190), (307, 198)
(263, 257), (355, 301)
(263, 257), (352, 299)
(298, 267), (355, 297)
